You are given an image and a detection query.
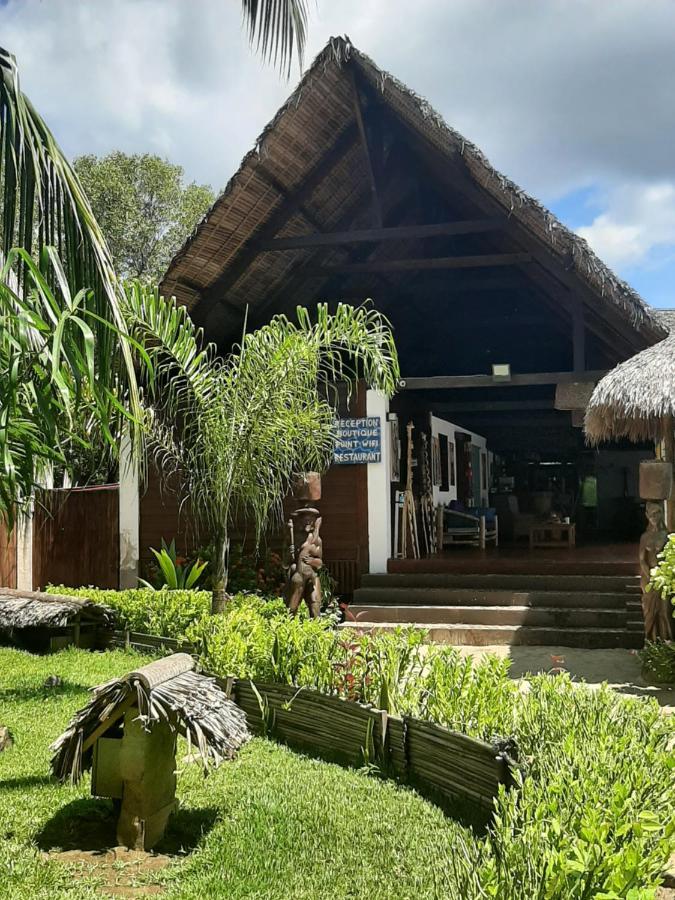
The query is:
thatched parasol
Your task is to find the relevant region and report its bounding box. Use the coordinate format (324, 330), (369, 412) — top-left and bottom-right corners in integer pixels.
(585, 332), (675, 447)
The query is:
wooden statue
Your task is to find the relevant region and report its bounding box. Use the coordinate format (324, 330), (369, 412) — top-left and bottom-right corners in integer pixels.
(285, 473), (324, 618)
(639, 501), (673, 641)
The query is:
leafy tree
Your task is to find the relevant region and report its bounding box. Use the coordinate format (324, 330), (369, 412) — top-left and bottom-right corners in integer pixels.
(74, 153), (215, 284)
(125, 285), (399, 614)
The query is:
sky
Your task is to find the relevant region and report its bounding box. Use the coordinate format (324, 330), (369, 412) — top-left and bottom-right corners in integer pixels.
(2, 0), (675, 306)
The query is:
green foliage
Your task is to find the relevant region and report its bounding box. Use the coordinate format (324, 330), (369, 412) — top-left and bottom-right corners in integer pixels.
(0, 47), (142, 495)
(0, 647), (481, 899)
(73, 152), (214, 284)
(226, 543), (286, 594)
(648, 533), (675, 615)
(125, 285), (400, 607)
(48, 584), (211, 638)
(639, 639), (675, 684)
(139, 538), (208, 591)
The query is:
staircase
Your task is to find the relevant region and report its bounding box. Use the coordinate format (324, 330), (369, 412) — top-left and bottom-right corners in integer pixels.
(344, 572), (644, 648)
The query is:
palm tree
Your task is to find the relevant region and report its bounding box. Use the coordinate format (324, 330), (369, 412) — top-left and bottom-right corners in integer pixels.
(0, 48), (143, 520)
(0, 3), (309, 515)
(125, 285), (399, 614)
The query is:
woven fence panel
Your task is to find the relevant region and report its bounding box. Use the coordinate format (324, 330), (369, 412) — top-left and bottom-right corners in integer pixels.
(234, 680), (386, 767)
(405, 717), (509, 809)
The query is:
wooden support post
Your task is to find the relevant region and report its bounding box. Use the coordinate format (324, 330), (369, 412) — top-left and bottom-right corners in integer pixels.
(117, 709), (177, 851)
(349, 66), (382, 227)
(663, 415), (675, 533)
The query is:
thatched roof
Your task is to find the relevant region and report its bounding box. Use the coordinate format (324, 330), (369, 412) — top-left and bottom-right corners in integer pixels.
(50, 653), (249, 782)
(161, 36), (664, 349)
(0, 588), (115, 632)
(585, 329), (675, 444)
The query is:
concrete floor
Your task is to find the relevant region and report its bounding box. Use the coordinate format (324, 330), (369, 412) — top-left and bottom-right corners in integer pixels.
(457, 644), (674, 713)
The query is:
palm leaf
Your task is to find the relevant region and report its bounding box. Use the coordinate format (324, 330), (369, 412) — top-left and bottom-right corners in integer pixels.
(241, 0), (309, 75)
(0, 47), (142, 460)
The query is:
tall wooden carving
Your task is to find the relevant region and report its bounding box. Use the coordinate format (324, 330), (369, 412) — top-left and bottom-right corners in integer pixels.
(285, 473), (323, 618)
(639, 461), (673, 641)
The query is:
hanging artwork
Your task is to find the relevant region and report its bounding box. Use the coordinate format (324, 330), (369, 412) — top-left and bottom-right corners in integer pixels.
(431, 436), (441, 486)
(449, 442), (456, 486)
(389, 415), (401, 482)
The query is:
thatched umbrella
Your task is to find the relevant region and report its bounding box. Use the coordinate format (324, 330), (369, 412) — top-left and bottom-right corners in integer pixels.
(584, 330), (675, 452)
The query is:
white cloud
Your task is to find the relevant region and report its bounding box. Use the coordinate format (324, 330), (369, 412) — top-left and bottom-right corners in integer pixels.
(3, 0), (675, 295)
(579, 183), (675, 270)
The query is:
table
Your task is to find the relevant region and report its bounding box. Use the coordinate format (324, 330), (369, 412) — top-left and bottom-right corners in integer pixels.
(529, 522), (576, 549)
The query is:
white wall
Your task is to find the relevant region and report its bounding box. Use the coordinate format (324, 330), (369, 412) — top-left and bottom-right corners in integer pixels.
(430, 413), (489, 507)
(366, 390), (391, 573)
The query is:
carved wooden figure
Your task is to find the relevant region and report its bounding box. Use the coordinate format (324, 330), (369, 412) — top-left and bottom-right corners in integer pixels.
(285, 473), (324, 618)
(639, 501), (673, 641)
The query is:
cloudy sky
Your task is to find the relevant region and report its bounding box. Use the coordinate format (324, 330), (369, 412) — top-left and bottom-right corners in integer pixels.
(2, 0), (675, 306)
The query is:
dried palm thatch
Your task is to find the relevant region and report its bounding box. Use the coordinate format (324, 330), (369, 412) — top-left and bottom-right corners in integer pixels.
(161, 36), (664, 348)
(585, 331), (675, 444)
(0, 588), (114, 632)
(50, 653), (249, 783)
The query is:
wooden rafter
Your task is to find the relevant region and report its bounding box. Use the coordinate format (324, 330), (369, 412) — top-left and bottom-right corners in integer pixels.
(305, 252), (531, 276)
(193, 123), (359, 323)
(399, 370), (607, 390)
(349, 65), (382, 227)
(254, 217), (504, 251)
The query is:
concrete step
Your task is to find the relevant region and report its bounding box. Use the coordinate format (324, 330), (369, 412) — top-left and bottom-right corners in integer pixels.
(339, 621), (643, 649)
(363, 573), (639, 593)
(347, 604), (628, 628)
(353, 586), (630, 609)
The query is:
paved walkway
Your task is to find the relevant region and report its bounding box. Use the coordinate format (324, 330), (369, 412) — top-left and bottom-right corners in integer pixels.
(457, 645), (674, 713)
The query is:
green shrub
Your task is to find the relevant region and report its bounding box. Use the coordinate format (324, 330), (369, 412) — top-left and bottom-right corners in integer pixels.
(47, 585), (211, 638)
(639, 639), (675, 684)
(648, 533), (675, 615)
(42, 588), (674, 895)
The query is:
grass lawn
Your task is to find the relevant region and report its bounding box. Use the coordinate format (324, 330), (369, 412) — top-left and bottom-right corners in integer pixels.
(0, 647), (481, 899)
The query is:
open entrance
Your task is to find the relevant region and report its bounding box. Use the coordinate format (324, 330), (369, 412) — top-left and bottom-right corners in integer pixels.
(389, 381), (650, 572)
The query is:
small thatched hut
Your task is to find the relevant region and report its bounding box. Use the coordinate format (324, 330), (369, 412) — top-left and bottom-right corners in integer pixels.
(51, 653), (249, 783)
(51, 654), (249, 850)
(0, 588), (115, 652)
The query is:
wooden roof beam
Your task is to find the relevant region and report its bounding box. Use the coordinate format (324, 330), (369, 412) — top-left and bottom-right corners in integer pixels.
(254, 217), (504, 251)
(349, 64), (382, 227)
(305, 252), (531, 276)
(399, 370), (607, 390)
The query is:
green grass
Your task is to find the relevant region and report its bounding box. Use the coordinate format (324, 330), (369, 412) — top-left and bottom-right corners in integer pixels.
(0, 648), (481, 899)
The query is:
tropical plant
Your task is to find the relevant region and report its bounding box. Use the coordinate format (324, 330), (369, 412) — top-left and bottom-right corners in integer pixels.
(124, 284), (399, 614)
(0, 47), (145, 518)
(139, 538), (208, 591)
(241, 0), (309, 74)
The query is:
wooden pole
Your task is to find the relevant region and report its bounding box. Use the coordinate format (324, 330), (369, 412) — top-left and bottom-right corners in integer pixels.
(663, 415), (675, 533)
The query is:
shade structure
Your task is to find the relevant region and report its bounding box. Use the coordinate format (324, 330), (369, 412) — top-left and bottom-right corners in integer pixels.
(585, 332), (675, 445)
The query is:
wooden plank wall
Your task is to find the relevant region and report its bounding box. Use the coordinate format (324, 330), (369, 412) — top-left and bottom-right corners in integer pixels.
(0, 519), (17, 588)
(32, 486), (120, 590)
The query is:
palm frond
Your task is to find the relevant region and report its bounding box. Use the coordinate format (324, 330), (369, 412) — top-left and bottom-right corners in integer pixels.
(0, 47), (142, 456)
(241, 0), (309, 75)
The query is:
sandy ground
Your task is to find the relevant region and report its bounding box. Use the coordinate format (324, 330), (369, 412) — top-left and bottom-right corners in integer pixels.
(456, 645), (675, 713)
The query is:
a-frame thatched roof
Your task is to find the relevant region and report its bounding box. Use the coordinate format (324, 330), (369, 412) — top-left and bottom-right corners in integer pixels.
(160, 36), (665, 354)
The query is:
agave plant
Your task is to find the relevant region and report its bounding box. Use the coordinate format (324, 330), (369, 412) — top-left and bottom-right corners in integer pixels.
(139, 538), (209, 591)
